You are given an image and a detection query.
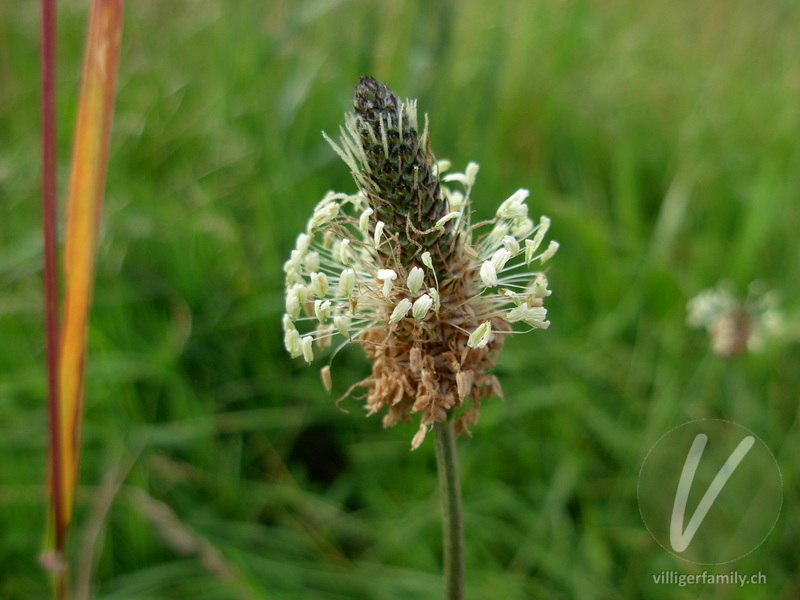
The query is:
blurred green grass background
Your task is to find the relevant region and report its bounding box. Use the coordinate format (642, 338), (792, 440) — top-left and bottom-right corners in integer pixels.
(2, 0), (799, 598)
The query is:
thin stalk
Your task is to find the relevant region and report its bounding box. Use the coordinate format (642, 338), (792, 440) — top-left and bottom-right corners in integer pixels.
(41, 0), (67, 596)
(434, 420), (464, 600)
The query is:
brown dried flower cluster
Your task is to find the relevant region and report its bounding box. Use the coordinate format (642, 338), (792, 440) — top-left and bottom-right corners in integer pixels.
(359, 248), (511, 447)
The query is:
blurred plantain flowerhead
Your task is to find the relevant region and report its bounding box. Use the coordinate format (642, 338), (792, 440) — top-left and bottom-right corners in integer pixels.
(686, 282), (783, 357)
(283, 77), (558, 449)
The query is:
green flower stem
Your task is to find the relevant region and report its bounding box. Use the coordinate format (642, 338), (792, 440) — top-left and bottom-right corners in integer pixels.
(434, 419), (464, 600)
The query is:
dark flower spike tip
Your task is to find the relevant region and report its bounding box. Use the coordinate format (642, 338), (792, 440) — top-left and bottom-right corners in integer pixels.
(327, 77), (453, 269)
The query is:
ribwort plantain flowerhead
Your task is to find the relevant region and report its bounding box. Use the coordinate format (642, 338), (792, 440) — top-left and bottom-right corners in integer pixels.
(283, 77), (558, 448)
(686, 282), (783, 357)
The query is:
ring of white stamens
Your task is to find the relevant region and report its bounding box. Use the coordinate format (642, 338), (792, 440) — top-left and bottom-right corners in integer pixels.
(282, 161), (556, 368)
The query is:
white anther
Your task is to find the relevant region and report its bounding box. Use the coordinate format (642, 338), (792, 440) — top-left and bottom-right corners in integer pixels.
(467, 321), (492, 349)
(407, 267), (425, 294)
(412, 294), (433, 320)
(389, 298), (413, 323)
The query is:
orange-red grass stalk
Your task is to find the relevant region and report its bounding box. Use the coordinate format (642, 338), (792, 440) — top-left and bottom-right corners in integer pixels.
(40, 0), (67, 596)
(42, 1), (124, 597)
